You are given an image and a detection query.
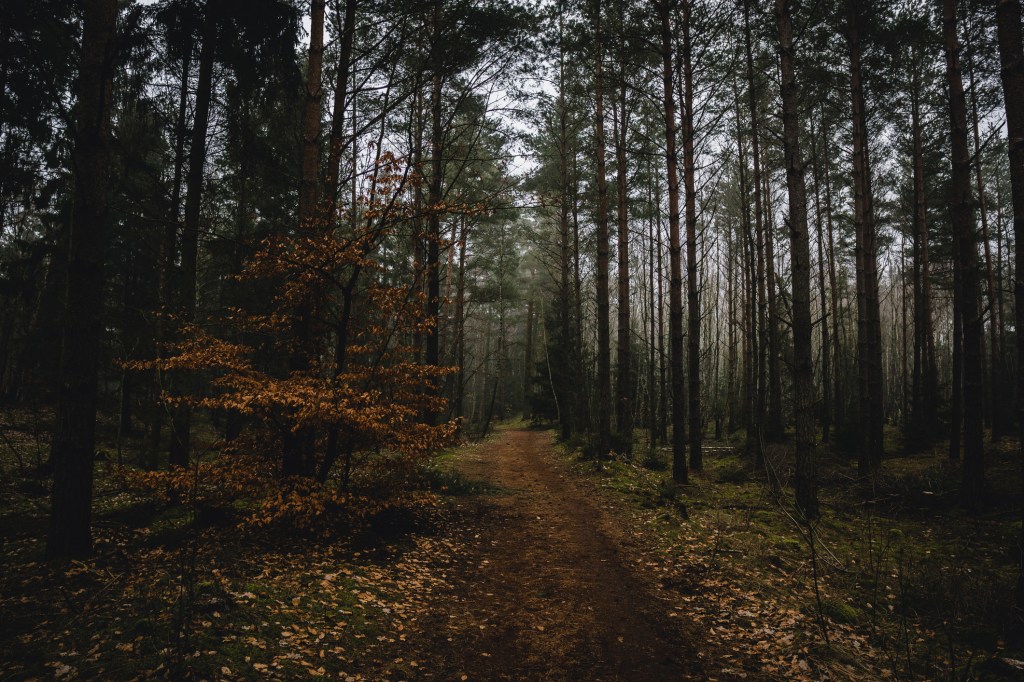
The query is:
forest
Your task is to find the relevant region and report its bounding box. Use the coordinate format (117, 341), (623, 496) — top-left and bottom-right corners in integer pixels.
(3, 0), (1024, 679)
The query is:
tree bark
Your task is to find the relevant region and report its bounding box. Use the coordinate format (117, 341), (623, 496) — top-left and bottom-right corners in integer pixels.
(169, 3), (216, 468)
(614, 46), (632, 453)
(322, 0), (358, 223)
(776, 0), (817, 519)
(810, 117), (831, 443)
(46, 0), (118, 559)
(743, 0), (767, 464)
(593, 0), (612, 457)
(657, 0), (686, 483)
(943, 0), (984, 506)
(993, 0), (1024, 616)
(298, 0), (325, 229)
(848, 0), (884, 477)
(681, 0), (701, 471)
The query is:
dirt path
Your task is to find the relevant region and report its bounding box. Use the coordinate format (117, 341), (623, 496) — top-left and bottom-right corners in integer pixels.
(402, 427), (707, 681)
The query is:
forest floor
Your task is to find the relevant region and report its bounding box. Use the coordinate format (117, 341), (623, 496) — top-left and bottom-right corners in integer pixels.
(2, 414), (1024, 680)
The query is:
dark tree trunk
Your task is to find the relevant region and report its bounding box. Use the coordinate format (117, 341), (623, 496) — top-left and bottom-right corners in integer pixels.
(524, 299), (534, 420)
(810, 118), (831, 444)
(557, 10), (574, 440)
(968, 54), (1007, 442)
(298, 0), (325, 229)
(910, 75), (939, 447)
(614, 49), (632, 453)
(425, 69), (443, 381)
(593, 0), (612, 457)
(46, 0), (118, 559)
(149, 44), (191, 469)
(681, 0), (701, 471)
(993, 0), (1024, 616)
(776, 0), (817, 519)
(743, 0), (767, 465)
(849, 0), (884, 477)
(821, 130), (844, 439)
(943, 0), (984, 506)
(657, 0), (686, 483)
(455, 223), (468, 420)
(170, 7), (216, 468)
(322, 0), (358, 223)
(732, 75), (758, 460)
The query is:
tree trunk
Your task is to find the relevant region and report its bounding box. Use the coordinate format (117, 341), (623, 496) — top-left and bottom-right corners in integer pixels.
(968, 52), (1007, 442)
(743, 0), (767, 464)
(943, 0), (984, 506)
(910, 74), (938, 447)
(593, 0), (612, 457)
(46, 0), (118, 559)
(149, 45), (191, 469)
(776, 0), (817, 519)
(657, 0), (686, 483)
(810, 117), (831, 444)
(993, 0), (1024, 617)
(322, 0), (358, 223)
(524, 298), (534, 420)
(298, 0), (325, 229)
(557, 11), (574, 440)
(425, 68), (443, 383)
(849, 0), (884, 477)
(169, 4), (216, 468)
(681, 0), (701, 471)
(614, 49), (632, 453)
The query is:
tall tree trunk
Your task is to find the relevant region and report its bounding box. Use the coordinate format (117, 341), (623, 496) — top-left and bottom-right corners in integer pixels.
(681, 0), (701, 470)
(656, 173), (668, 444)
(149, 46), (191, 469)
(524, 298), (534, 419)
(743, 0), (767, 464)
(910, 74), (938, 447)
(776, 0), (817, 519)
(968, 51), (1007, 441)
(614, 50), (633, 453)
(557, 8), (574, 440)
(764, 168), (783, 441)
(733, 73), (758, 460)
(169, 7), (216, 468)
(298, 0), (325, 229)
(649, 185), (659, 449)
(943, 0), (984, 506)
(822, 129), (844, 439)
(593, 0), (613, 457)
(425, 45), (444, 404)
(993, 0), (1024, 616)
(46, 0), (118, 559)
(849, 0), (884, 477)
(455, 223), (468, 420)
(657, 0), (686, 482)
(281, 0), (327, 478)
(322, 0), (358, 223)
(810, 117), (831, 444)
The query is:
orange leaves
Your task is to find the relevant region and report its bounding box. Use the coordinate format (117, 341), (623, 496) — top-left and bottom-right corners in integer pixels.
(124, 149), (462, 528)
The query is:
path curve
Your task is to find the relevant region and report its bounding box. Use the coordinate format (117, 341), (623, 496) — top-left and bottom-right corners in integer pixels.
(406, 427), (707, 681)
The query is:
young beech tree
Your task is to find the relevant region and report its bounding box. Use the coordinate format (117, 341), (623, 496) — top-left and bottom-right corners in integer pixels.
(136, 155), (458, 526)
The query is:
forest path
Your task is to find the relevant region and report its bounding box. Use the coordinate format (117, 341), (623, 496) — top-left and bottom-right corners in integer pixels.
(400, 427), (707, 681)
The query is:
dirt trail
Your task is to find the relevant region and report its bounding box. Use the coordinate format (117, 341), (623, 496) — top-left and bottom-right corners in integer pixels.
(405, 428), (707, 681)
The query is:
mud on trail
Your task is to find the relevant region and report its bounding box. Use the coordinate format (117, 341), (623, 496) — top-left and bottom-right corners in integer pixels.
(391, 427), (709, 681)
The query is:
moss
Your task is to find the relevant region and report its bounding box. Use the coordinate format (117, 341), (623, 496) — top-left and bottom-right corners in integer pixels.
(821, 599), (861, 624)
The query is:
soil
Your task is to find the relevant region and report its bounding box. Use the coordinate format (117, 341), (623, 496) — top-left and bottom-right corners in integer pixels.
(396, 427), (709, 681)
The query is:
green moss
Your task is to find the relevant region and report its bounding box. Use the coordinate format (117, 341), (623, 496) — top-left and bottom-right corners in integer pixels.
(821, 599), (861, 624)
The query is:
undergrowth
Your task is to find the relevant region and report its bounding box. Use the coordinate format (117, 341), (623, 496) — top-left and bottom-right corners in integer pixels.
(560, 427), (1024, 681)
